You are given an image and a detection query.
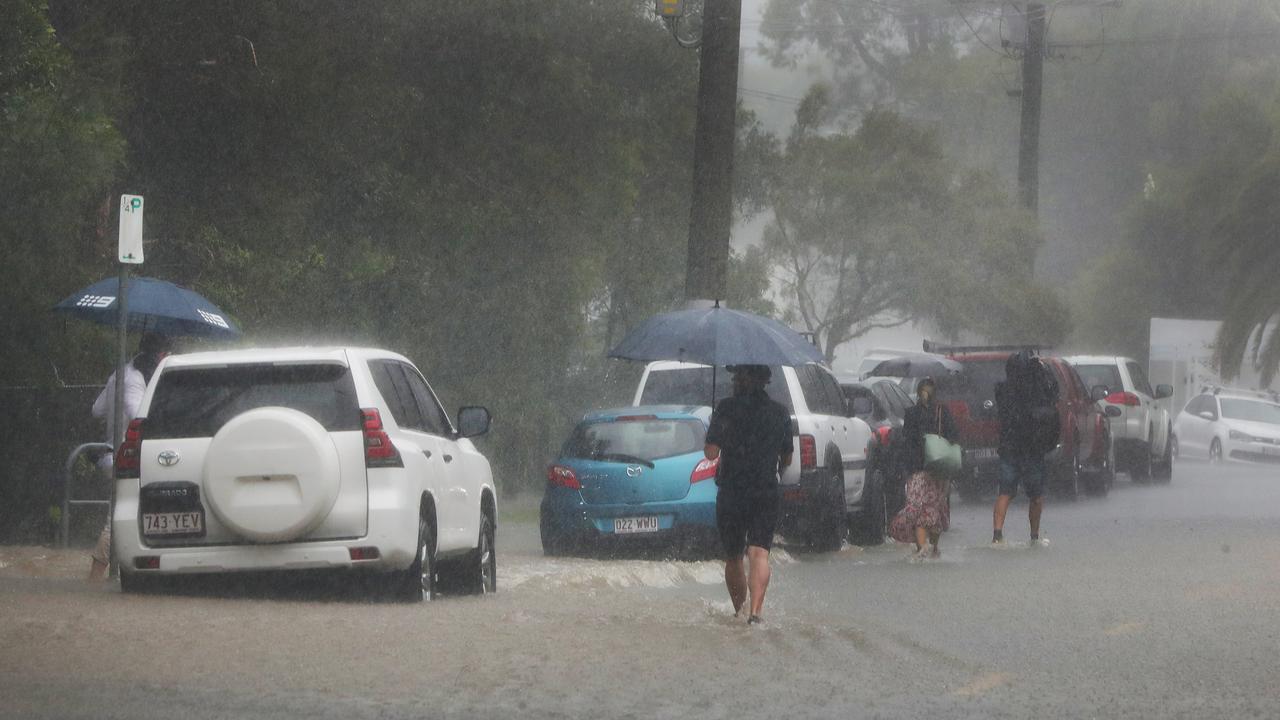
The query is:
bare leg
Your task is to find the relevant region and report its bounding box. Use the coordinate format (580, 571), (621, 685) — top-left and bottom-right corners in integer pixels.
(1029, 496), (1044, 538)
(724, 554), (747, 615)
(746, 546), (772, 617)
(993, 495), (1013, 533)
(914, 526), (928, 551)
(87, 525), (111, 583)
(928, 531), (941, 557)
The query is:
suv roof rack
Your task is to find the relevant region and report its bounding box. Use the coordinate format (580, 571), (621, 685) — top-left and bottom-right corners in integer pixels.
(922, 339), (1052, 355)
(1205, 384), (1280, 401)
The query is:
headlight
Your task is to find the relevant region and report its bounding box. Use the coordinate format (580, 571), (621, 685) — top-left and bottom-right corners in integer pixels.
(1228, 429), (1255, 442)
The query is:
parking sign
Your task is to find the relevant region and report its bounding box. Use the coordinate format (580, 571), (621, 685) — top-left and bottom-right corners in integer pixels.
(119, 194), (144, 264)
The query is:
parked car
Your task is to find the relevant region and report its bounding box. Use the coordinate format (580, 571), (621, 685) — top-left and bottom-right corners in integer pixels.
(925, 345), (1114, 500)
(854, 347), (915, 379)
(1173, 388), (1280, 464)
(838, 375), (915, 515)
(633, 361), (880, 549)
(113, 347), (496, 601)
(1064, 355), (1174, 482)
(539, 405), (719, 557)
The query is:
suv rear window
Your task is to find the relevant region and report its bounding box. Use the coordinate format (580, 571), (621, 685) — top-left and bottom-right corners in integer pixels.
(563, 418), (706, 463)
(146, 363), (361, 439)
(639, 367), (794, 412)
(941, 359), (1006, 409)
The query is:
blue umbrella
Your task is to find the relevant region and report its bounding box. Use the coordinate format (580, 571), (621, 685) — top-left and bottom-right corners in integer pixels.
(53, 276), (241, 339)
(608, 303), (823, 367)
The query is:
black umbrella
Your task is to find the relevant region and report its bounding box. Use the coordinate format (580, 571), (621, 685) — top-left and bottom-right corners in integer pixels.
(868, 353), (962, 379)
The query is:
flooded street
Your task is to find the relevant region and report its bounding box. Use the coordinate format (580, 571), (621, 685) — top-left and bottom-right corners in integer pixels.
(3, 462), (1278, 719)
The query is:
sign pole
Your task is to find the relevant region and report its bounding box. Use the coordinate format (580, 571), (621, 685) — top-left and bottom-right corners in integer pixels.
(110, 193), (144, 580)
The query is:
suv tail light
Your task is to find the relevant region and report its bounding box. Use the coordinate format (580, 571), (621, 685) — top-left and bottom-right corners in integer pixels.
(690, 456), (718, 484)
(1105, 391), (1141, 407)
(115, 418), (144, 479)
(361, 408), (403, 468)
(799, 434), (817, 470)
(547, 464), (581, 489)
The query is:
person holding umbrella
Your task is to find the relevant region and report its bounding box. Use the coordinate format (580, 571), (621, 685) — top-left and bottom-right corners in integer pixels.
(87, 331), (173, 581)
(704, 365), (793, 625)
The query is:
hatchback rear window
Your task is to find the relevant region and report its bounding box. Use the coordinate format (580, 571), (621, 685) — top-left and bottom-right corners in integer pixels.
(1073, 364), (1123, 395)
(563, 418), (706, 463)
(146, 363), (361, 439)
(940, 359), (1007, 408)
(639, 367), (794, 412)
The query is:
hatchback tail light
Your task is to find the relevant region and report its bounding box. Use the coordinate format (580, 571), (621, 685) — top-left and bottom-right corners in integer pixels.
(1105, 391), (1141, 407)
(799, 434), (817, 470)
(547, 464), (581, 490)
(115, 418), (144, 479)
(361, 408), (403, 468)
(690, 456), (718, 484)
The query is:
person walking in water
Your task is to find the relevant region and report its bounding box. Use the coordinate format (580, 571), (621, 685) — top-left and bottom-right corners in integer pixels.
(890, 377), (958, 560)
(88, 332), (172, 581)
(704, 365), (792, 625)
(992, 350), (1059, 547)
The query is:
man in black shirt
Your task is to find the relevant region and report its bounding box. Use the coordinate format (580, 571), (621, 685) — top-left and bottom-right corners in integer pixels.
(704, 364), (793, 625)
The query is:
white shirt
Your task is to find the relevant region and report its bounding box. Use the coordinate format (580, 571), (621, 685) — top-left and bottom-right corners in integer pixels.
(92, 362), (147, 468)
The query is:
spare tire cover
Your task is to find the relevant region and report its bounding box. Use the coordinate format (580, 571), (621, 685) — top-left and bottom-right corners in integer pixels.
(203, 407), (341, 543)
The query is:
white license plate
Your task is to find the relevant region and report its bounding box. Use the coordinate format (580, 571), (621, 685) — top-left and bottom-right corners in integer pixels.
(613, 516), (660, 534)
(143, 512), (203, 536)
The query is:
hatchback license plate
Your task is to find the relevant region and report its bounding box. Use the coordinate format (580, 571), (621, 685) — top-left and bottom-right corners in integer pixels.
(967, 448), (997, 462)
(613, 516), (659, 534)
(143, 512), (204, 536)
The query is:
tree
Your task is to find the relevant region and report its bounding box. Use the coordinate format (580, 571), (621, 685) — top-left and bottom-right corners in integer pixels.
(760, 91), (1065, 362)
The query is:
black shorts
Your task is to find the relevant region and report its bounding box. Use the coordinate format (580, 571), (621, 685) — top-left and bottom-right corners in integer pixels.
(716, 488), (780, 557)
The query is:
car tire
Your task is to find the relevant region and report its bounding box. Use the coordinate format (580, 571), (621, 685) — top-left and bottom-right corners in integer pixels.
(1129, 439), (1153, 483)
(1152, 427), (1174, 483)
(1083, 435), (1114, 497)
(809, 468), (847, 552)
(848, 469), (886, 547)
(389, 513), (436, 602)
(1209, 438), (1223, 464)
(440, 511), (497, 595)
(1057, 445), (1081, 501)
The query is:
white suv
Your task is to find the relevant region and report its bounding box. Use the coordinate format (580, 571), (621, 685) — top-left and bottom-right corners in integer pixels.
(112, 347), (497, 601)
(1066, 355), (1173, 482)
(632, 361), (878, 549)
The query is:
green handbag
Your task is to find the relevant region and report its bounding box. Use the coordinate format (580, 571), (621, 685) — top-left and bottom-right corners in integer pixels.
(923, 433), (962, 476)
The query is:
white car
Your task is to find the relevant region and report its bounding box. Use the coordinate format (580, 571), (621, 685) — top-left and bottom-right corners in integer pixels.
(632, 361), (878, 549)
(1065, 355), (1174, 482)
(112, 347), (496, 601)
(1173, 389), (1280, 464)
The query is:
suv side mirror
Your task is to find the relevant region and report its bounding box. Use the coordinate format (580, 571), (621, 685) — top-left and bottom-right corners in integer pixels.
(1090, 385), (1110, 402)
(1154, 384), (1173, 400)
(457, 406), (491, 438)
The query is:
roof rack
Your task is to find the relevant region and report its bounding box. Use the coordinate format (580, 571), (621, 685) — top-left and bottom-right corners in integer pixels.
(1205, 385), (1280, 401)
(922, 339), (1051, 355)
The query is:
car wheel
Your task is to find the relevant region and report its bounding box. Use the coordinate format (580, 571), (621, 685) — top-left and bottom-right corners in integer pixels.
(1152, 427), (1174, 483)
(1084, 431), (1114, 497)
(809, 469), (847, 552)
(848, 469), (886, 546)
(1130, 439), (1153, 483)
(1170, 434), (1180, 459)
(1058, 446), (1081, 501)
(390, 513), (436, 602)
(1209, 438), (1223, 464)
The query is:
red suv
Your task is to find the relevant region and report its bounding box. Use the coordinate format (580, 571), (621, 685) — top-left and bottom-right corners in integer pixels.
(924, 343), (1114, 500)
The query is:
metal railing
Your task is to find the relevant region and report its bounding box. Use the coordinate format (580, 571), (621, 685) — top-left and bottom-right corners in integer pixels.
(60, 442), (114, 549)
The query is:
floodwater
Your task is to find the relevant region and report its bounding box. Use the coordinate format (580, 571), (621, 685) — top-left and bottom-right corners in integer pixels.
(2, 461), (1278, 719)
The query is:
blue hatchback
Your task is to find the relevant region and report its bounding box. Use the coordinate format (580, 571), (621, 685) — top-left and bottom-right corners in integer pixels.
(539, 405), (720, 557)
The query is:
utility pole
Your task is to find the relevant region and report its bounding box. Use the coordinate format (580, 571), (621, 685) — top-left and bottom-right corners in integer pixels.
(1017, 2), (1046, 214)
(683, 0), (741, 302)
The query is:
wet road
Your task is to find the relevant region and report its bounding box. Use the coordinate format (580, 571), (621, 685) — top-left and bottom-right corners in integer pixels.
(2, 461), (1278, 719)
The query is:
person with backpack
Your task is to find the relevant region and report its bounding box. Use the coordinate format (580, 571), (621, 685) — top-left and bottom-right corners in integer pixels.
(992, 350), (1059, 547)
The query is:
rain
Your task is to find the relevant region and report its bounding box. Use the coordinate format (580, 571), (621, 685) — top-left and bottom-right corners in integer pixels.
(3, 1), (1280, 718)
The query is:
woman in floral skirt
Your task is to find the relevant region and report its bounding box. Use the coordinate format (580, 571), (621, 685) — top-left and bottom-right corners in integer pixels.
(889, 377), (958, 560)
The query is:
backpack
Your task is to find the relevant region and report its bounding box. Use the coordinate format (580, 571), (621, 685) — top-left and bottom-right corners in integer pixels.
(1026, 358), (1060, 455)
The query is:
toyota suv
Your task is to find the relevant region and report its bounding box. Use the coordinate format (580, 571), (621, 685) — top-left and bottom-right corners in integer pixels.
(632, 361), (879, 549)
(925, 345), (1114, 500)
(112, 347), (496, 601)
